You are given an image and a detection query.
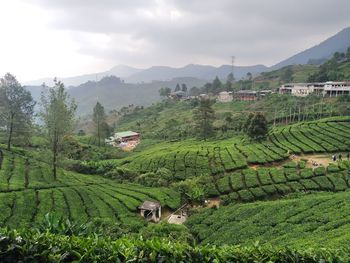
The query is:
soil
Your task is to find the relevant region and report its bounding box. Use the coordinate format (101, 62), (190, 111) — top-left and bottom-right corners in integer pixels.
(206, 197), (221, 208)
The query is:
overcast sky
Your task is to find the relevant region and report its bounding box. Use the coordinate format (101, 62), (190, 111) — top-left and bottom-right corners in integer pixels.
(0, 0), (349, 81)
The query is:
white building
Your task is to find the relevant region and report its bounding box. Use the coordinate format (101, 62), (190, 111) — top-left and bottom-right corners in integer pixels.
(217, 91), (233, 102)
(279, 81), (350, 97)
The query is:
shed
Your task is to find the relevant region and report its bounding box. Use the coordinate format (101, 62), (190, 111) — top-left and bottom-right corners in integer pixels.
(139, 201), (161, 223)
(114, 131), (140, 143)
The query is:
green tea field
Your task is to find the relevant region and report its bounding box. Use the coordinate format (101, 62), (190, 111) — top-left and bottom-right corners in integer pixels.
(0, 150), (180, 228)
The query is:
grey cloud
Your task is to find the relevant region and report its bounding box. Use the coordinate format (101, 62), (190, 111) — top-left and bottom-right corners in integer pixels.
(27, 0), (350, 67)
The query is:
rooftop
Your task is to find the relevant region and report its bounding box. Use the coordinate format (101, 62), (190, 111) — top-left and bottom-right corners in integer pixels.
(115, 131), (139, 138)
(139, 201), (161, 210)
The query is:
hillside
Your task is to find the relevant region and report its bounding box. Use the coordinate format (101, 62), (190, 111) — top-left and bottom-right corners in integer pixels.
(25, 76), (207, 116)
(187, 190), (350, 248)
(271, 27), (350, 69)
(0, 147), (180, 229)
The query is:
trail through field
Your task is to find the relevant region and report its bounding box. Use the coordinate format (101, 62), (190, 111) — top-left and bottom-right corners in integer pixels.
(292, 153), (348, 168)
(249, 152), (349, 170)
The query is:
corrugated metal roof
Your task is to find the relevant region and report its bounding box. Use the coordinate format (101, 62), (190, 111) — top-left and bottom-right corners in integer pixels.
(115, 131), (139, 138)
(139, 201), (161, 210)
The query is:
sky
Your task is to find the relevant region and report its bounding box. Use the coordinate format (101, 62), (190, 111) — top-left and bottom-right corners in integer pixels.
(0, 0), (349, 82)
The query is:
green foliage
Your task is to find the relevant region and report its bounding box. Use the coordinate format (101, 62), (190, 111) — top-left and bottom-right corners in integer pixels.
(244, 112), (268, 141)
(92, 101), (110, 147)
(40, 79), (77, 179)
(193, 99), (216, 139)
(1, 228), (349, 262)
(158, 87), (171, 97)
(187, 190), (350, 248)
(0, 73), (35, 150)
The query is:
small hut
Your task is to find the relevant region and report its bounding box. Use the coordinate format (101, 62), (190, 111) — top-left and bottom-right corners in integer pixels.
(139, 201), (161, 223)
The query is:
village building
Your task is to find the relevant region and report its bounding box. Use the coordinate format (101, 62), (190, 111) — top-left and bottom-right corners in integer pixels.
(234, 90), (258, 101)
(139, 201), (161, 223)
(217, 91), (233, 102)
(105, 131), (140, 150)
(279, 81), (350, 97)
(115, 131), (140, 143)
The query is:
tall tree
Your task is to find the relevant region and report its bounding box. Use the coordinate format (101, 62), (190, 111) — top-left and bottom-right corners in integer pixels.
(193, 99), (216, 140)
(93, 102), (109, 146)
(189, 86), (201, 96)
(212, 76), (222, 94)
(40, 79), (77, 179)
(245, 112), (268, 141)
(227, 72), (235, 83)
(174, 83), (181, 92)
(181, 83), (188, 93)
(0, 73), (35, 150)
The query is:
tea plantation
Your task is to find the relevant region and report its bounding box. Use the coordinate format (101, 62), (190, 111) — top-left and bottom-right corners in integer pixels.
(0, 149), (180, 228)
(186, 190), (350, 249)
(115, 117), (350, 180)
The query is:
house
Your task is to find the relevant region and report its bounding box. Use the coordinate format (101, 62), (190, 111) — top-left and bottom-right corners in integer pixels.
(217, 91), (233, 102)
(279, 81), (350, 97)
(105, 131), (140, 150)
(234, 90), (258, 101)
(114, 131), (140, 143)
(324, 81), (350, 97)
(139, 201), (161, 223)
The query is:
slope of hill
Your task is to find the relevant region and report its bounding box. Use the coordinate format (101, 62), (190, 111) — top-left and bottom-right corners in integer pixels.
(186, 189), (350, 248)
(271, 27), (350, 69)
(0, 147), (180, 228)
(25, 76), (207, 116)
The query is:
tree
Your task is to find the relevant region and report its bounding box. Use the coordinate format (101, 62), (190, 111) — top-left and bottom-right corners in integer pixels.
(193, 99), (216, 139)
(174, 83), (181, 92)
(40, 79), (77, 179)
(346, 47), (350, 60)
(227, 72), (235, 83)
(159, 87), (171, 98)
(280, 67), (293, 83)
(246, 72), (252, 80)
(189, 86), (201, 96)
(212, 76), (222, 94)
(93, 102), (109, 146)
(0, 73), (35, 150)
(244, 112), (268, 141)
(181, 83), (188, 93)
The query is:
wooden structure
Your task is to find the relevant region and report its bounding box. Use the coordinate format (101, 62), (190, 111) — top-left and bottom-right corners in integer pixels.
(139, 201), (161, 223)
(115, 131), (140, 143)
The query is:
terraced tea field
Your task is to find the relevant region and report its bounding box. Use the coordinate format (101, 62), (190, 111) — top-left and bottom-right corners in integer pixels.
(186, 190), (350, 248)
(116, 117), (350, 181)
(0, 150), (180, 228)
(213, 161), (350, 202)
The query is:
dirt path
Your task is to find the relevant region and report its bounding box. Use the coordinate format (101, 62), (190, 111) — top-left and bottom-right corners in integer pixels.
(249, 152), (349, 170)
(291, 153), (347, 168)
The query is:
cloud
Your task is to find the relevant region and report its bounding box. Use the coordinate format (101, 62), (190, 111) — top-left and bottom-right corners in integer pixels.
(2, 0), (350, 80)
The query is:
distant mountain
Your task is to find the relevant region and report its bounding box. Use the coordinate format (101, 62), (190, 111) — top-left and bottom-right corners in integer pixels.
(126, 64), (268, 83)
(25, 63), (267, 87)
(25, 76), (207, 116)
(271, 27), (350, 70)
(24, 65), (144, 87)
